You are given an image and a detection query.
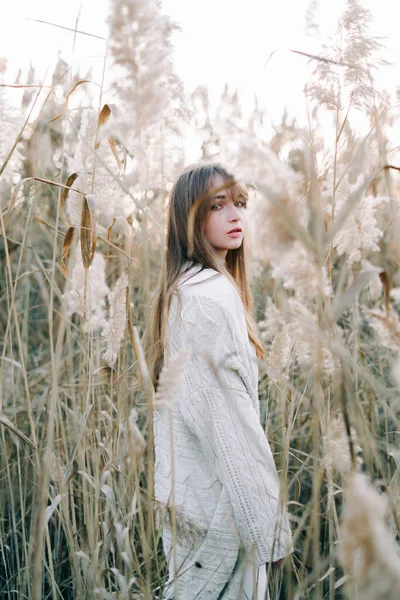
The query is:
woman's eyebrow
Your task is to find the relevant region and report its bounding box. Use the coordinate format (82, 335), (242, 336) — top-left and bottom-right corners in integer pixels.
(211, 193), (227, 200)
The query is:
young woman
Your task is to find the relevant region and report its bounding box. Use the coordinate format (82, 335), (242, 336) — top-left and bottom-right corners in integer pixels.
(146, 162), (292, 599)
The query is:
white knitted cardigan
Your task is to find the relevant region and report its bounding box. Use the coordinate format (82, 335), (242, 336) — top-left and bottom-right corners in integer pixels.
(153, 262), (292, 600)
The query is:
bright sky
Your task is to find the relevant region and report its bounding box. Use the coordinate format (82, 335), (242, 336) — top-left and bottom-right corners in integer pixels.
(1, 0), (399, 135)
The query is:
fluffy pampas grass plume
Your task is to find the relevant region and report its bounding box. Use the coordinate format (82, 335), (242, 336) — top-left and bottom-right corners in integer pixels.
(62, 244), (110, 332)
(339, 472), (400, 600)
(154, 346), (193, 410)
(101, 272), (129, 366)
(323, 412), (362, 474)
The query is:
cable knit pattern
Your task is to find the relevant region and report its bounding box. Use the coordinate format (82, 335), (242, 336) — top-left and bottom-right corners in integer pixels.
(153, 263), (292, 599)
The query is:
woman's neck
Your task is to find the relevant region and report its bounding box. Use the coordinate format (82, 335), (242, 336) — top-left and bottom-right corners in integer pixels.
(214, 254), (226, 268)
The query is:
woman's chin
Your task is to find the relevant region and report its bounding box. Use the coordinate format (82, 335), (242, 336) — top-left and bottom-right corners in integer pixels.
(226, 239), (243, 249)
(210, 239), (243, 256)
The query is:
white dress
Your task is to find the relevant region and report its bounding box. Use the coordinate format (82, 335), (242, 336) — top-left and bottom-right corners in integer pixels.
(240, 561), (269, 599)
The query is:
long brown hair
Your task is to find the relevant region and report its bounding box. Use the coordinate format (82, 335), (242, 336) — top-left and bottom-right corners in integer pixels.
(143, 161), (265, 388)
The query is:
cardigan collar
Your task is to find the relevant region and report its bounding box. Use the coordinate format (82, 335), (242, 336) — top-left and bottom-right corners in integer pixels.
(178, 261), (220, 287)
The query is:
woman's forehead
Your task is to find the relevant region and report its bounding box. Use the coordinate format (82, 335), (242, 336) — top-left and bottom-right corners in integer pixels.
(208, 172), (247, 199)
(208, 172), (234, 196)
(209, 173), (227, 187)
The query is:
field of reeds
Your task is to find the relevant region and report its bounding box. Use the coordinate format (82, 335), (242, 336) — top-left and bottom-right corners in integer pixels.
(1, 0), (400, 598)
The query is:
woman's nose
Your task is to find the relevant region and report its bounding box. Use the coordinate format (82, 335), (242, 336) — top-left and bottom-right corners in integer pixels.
(228, 204), (241, 220)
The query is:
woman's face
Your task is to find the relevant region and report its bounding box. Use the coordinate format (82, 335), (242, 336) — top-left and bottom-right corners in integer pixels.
(203, 173), (247, 261)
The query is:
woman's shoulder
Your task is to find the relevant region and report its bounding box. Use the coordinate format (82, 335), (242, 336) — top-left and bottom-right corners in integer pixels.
(178, 261), (238, 301)
(176, 262), (245, 329)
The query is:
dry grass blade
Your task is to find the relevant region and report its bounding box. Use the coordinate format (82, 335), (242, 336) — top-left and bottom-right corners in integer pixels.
(106, 218), (117, 261)
(35, 216), (58, 231)
(1, 176), (85, 233)
(126, 284), (135, 345)
(0, 84), (53, 89)
(27, 17), (107, 40)
(385, 164), (400, 173)
(98, 233), (130, 259)
(379, 271), (392, 317)
(97, 365), (118, 384)
(61, 404), (94, 487)
(80, 194), (97, 268)
(95, 104), (111, 149)
(288, 48), (353, 68)
(47, 112), (67, 124)
(61, 226), (75, 278)
(87, 195), (97, 259)
(108, 137), (121, 169)
(60, 173), (78, 226)
(332, 269), (383, 321)
(64, 80), (98, 106)
(0, 414), (37, 450)
(46, 495), (64, 524)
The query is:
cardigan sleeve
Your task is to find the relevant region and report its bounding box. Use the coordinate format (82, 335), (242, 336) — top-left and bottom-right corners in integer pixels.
(178, 292), (293, 565)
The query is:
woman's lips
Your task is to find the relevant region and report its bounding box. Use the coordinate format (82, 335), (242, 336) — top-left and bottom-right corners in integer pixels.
(227, 230), (242, 238)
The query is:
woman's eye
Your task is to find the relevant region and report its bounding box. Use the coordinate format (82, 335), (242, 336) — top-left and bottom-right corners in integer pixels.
(211, 203), (222, 210)
(236, 200), (247, 208)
